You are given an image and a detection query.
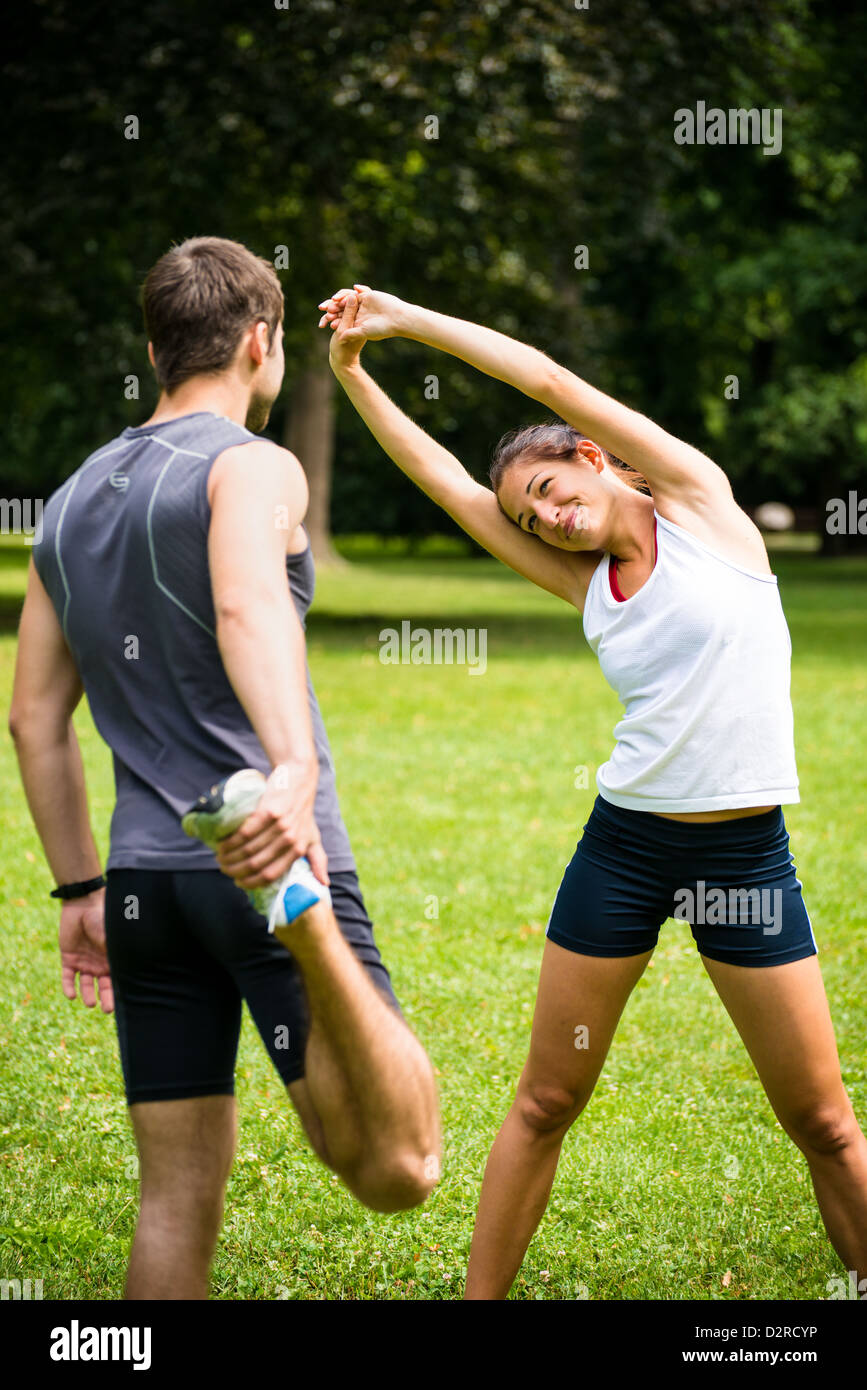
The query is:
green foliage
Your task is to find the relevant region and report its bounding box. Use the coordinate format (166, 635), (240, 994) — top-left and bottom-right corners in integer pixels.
(1, 1), (865, 541)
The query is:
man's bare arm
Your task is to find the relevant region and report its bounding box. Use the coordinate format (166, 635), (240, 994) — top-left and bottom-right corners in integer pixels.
(9, 562), (113, 1012)
(207, 440), (327, 887)
(9, 560), (103, 885)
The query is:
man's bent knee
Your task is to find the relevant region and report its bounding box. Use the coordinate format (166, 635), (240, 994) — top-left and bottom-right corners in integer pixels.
(346, 1148), (439, 1213)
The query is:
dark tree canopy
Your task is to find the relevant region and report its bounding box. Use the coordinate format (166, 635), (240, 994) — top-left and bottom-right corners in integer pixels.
(2, 0), (865, 550)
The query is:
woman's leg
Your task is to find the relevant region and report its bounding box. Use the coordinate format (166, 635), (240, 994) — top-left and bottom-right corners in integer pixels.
(701, 954), (867, 1282)
(464, 940), (654, 1299)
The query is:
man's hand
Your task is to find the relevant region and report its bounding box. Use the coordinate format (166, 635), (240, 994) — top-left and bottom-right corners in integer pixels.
(215, 762), (329, 891)
(59, 889), (114, 1013)
(318, 285), (406, 370)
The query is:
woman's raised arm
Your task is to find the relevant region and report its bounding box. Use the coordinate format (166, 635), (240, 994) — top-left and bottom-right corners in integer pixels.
(320, 286), (732, 512)
(325, 293), (593, 609)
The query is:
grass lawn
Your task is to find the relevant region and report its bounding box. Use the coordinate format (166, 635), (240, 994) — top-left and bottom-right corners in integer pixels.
(0, 536), (865, 1301)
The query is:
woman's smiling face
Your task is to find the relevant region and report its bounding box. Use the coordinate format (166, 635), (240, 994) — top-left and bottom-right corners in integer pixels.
(496, 441), (611, 551)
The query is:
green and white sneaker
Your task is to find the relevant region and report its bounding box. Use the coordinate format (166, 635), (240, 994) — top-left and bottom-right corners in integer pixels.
(182, 769), (268, 848)
(181, 768), (331, 931)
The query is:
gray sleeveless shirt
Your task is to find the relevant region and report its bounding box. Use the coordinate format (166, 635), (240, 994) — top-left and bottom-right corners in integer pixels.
(32, 411), (356, 872)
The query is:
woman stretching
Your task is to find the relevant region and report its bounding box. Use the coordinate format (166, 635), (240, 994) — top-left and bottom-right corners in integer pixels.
(318, 285), (867, 1300)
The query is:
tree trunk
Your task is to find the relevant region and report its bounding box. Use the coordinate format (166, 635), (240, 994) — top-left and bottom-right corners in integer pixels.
(283, 327), (346, 567)
(818, 408), (867, 556)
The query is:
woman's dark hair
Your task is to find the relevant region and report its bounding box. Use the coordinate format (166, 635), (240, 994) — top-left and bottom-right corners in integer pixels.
(489, 422), (649, 495)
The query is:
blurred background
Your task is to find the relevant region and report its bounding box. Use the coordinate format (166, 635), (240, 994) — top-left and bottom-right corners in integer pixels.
(2, 0), (866, 559)
(1, 2), (866, 1304)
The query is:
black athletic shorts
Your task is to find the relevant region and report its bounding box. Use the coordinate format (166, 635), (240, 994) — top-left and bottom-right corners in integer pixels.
(104, 867), (402, 1104)
(545, 795), (818, 968)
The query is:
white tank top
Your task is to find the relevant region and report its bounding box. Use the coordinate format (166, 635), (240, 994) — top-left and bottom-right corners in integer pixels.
(582, 512), (799, 812)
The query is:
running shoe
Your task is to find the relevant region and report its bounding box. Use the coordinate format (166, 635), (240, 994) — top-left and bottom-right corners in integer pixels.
(181, 768), (331, 931)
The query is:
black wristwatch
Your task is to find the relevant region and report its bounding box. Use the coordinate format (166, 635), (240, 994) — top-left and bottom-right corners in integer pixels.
(49, 876), (106, 900)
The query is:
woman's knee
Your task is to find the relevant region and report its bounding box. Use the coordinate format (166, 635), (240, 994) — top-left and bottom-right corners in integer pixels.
(516, 1077), (589, 1136)
(788, 1101), (862, 1159)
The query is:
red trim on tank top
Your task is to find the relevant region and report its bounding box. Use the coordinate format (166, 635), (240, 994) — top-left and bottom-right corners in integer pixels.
(609, 515), (658, 601)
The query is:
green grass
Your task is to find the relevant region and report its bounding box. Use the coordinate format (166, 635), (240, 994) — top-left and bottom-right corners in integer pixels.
(0, 538), (865, 1300)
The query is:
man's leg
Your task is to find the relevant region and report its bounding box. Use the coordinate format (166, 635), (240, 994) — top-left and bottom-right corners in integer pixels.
(183, 772), (439, 1205)
(126, 1095), (236, 1300)
(274, 899), (440, 1211)
(176, 868), (441, 1213)
(105, 870), (248, 1301)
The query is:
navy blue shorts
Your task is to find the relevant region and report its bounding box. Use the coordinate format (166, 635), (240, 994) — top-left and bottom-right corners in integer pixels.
(546, 796), (818, 968)
(104, 867), (402, 1104)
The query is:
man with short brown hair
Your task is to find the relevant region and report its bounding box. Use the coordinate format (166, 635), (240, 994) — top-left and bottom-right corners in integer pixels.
(10, 236), (440, 1300)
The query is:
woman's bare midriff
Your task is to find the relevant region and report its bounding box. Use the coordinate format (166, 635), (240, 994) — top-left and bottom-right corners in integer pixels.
(652, 806), (777, 823)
